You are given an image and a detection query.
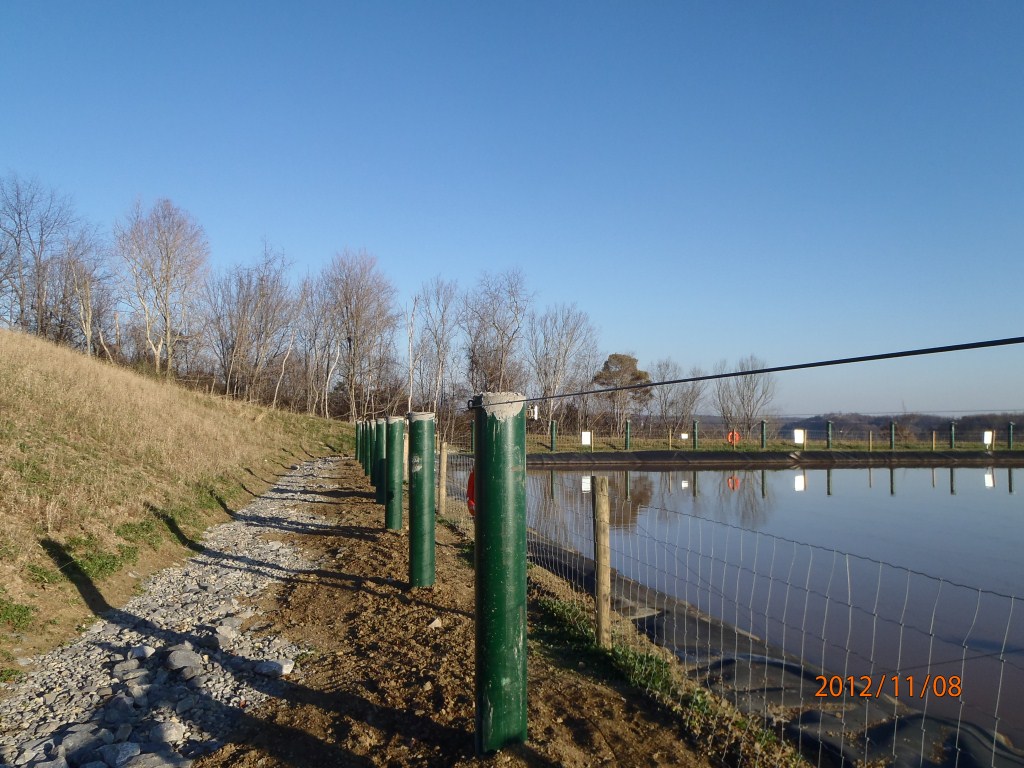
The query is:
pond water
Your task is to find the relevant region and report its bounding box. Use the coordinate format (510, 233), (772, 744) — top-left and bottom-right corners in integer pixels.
(525, 466), (1024, 748)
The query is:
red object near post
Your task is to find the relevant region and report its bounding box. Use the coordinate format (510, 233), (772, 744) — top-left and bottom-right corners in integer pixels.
(467, 469), (476, 516)
(727, 430), (741, 446)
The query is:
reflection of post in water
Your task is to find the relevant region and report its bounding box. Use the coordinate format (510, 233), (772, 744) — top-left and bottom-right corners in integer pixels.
(548, 470), (555, 500)
(625, 470), (631, 501)
(760, 469), (767, 500)
(868, 466), (873, 489)
(1009, 468), (1015, 495)
(950, 467), (957, 495)
(826, 468), (832, 497)
(932, 467), (937, 488)
(691, 471), (698, 498)
(718, 469), (772, 527)
(889, 467), (895, 496)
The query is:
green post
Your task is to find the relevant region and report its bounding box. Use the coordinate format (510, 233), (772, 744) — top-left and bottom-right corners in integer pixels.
(470, 425), (475, 453)
(374, 418), (387, 504)
(355, 420), (361, 464)
(471, 392), (527, 755)
(950, 421), (956, 450)
(692, 420), (699, 451)
(1009, 422), (1015, 450)
(761, 420), (767, 450)
(625, 420), (631, 451)
(362, 421), (371, 475)
(385, 416), (404, 530)
(408, 412), (435, 586)
(357, 421), (364, 473)
(889, 421), (896, 451)
(826, 420), (833, 450)
(550, 420), (557, 452)
(366, 419), (376, 476)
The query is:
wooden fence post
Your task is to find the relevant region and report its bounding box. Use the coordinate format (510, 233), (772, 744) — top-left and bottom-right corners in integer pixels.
(592, 475), (611, 650)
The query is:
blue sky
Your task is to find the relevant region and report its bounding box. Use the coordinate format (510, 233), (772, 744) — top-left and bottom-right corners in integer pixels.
(3, 1), (1022, 415)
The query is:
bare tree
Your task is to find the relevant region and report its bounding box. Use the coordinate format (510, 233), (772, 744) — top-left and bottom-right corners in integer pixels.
(204, 243), (296, 402)
(714, 354), (777, 436)
(324, 250), (399, 421)
(651, 357), (706, 436)
(114, 199), (209, 377)
(0, 173), (76, 335)
(525, 302), (597, 422)
(460, 269), (532, 392)
(415, 276), (461, 438)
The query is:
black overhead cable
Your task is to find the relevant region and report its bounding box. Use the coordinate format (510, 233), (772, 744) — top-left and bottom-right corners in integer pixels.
(468, 335), (1024, 409)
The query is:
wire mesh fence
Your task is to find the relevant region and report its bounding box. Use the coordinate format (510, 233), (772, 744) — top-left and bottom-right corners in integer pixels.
(440, 444), (1024, 768)
(516, 422), (1020, 454)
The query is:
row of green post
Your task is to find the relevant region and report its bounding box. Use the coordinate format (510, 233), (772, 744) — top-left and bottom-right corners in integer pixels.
(354, 393), (529, 756)
(355, 413), (436, 587)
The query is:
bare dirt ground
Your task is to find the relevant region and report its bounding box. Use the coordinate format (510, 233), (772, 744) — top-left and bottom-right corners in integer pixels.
(194, 455), (712, 768)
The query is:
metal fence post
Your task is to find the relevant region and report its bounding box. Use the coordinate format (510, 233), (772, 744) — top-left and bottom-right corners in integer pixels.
(826, 420), (833, 450)
(1010, 422), (1015, 450)
(550, 419), (557, 452)
(374, 418), (387, 504)
(471, 391), (527, 755)
(624, 419), (631, 450)
(385, 416), (404, 530)
(592, 475), (611, 649)
(761, 419), (767, 450)
(950, 421), (956, 450)
(890, 421), (896, 451)
(692, 420), (699, 451)
(408, 412), (435, 586)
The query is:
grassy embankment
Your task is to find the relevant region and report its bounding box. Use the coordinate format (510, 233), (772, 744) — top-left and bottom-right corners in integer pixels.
(0, 329), (349, 679)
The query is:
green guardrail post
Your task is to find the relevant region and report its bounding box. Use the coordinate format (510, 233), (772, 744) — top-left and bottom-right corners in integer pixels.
(365, 419), (375, 476)
(408, 412), (435, 586)
(624, 419), (631, 450)
(355, 420), (361, 465)
(890, 421), (896, 451)
(761, 420), (767, 450)
(361, 421), (369, 475)
(1009, 422), (1015, 450)
(471, 391), (527, 755)
(374, 418), (387, 504)
(470, 425), (475, 453)
(357, 421), (365, 472)
(950, 421), (956, 450)
(692, 420), (699, 451)
(385, 416), (404, 530)
(550, 419), (557, 452)
(826, 420), (833, 450)
(367, 420), (375, 475)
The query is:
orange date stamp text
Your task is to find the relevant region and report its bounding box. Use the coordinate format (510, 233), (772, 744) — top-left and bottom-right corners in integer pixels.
(814, 674), (961, 699)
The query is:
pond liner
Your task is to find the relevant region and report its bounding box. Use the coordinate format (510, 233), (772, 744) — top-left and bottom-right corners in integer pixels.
(526, 528), (1024, 768)
(526, 450), (1024, 470)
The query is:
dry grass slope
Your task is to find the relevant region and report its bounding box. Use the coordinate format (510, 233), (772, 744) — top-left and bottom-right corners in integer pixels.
(0, 329), (347, 673)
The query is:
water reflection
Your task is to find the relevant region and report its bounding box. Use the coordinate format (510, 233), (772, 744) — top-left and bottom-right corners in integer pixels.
(524, 465), (1024, 747)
